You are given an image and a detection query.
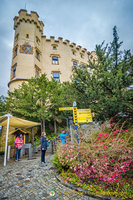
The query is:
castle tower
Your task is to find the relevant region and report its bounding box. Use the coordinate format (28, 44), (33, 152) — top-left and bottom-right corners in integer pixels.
(8, 10), (95, 92)
(8, 9), (44, 92)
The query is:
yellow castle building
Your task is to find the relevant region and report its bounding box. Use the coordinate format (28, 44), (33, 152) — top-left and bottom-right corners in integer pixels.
(8, 9), (96, 92)
(1, 9), (97, 152)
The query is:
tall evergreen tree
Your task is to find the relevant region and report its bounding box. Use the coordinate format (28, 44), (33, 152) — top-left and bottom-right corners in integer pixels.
(72, 26), (133, 122)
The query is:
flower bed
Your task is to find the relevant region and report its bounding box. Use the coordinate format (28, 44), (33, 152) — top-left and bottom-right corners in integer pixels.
(52, 121), (133, 199)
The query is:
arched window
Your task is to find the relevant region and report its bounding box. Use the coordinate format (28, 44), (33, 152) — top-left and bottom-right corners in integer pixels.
(52, 56), (58, 64)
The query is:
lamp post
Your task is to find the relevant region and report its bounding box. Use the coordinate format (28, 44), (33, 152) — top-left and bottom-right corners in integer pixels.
(4, 114), (12, 166)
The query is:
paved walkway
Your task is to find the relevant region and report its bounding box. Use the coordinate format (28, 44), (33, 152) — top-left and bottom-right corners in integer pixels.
(0, 153), (97, 200)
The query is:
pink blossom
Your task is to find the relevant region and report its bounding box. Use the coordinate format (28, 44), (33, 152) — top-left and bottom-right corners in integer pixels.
(93, 146), (98, 148)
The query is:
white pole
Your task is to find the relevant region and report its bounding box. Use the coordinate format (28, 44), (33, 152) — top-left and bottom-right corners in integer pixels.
(4, 115), (10, 167)
(7, 145), (11, 161)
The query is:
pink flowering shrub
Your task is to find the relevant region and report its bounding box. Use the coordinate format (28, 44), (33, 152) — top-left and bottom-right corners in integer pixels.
(56, 121), (133, 187)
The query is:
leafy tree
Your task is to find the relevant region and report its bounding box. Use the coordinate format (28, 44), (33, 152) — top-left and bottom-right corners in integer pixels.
(72, 26), (133, 122)
(0, 95), (7, 115)
(7, 74), (54, 131)
(7, 74), (78, 133)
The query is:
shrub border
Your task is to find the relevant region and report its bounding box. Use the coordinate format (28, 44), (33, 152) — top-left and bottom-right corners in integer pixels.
(55, 173), (126, 200)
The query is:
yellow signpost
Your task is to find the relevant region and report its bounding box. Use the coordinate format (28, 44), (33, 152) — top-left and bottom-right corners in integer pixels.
(77, 109), (92, 123)
(59, 107), (73, 111)
(59, 107), (93, 123)
(73, 107), (78, 125)
(59, 106), (93, 144)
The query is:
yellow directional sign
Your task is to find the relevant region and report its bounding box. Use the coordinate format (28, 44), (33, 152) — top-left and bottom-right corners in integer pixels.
(77, 109), (91, 114)
(77, 109), (92, 123)
(59, 107), (93, 123)
(59, 107), (73, 111)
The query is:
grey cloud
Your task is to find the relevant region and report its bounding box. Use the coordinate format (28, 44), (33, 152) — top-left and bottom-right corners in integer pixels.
(0, 0), (133, 96)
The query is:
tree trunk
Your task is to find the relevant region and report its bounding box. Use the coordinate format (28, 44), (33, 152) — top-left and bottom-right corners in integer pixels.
(31, 127), (34, 145)
(43, 119), (45, 132)
(54, 120), (57, 133)
(41, 119), (45, 133)
(41, 119), (43, 134)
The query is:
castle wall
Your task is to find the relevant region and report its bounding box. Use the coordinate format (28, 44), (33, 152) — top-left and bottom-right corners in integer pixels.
(9, 9), (95, 91)
(41, 36), (90, 82)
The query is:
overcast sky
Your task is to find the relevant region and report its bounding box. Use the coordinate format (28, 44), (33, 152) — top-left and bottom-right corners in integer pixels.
(0, 0), (133, 97)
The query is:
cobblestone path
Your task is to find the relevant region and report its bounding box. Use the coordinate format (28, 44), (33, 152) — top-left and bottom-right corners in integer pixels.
(0, 154), (97, 200)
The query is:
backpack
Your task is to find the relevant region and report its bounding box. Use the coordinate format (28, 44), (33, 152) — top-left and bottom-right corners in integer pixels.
(47, 141), (49, 147)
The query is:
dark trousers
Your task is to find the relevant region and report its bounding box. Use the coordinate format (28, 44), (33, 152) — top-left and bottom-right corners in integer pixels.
(41, 150), (46, 163)
(15, 147), (21, 160)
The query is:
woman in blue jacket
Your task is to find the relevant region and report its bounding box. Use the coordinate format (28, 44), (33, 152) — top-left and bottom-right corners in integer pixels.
(40, 132), (47, 164)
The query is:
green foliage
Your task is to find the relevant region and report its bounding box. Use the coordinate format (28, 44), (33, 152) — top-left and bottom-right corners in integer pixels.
(52, 152), (64, 173)
(34, 135), (41, 146)
(61, 170), (133, 199)
(46, 132), (59, 140)
(7, 74), (77, 126)
(8, 138), (14, 145)
(0, 95), (7, 115)
(61, 169), (81, 184)
(7, 74), (52, 121)
(72, 26), (133, 123)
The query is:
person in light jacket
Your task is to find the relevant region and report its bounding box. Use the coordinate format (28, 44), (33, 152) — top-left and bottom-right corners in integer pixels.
(15, 133), (23, 161)
(60, 130), (68, 144)
(40, 132), (48, 164)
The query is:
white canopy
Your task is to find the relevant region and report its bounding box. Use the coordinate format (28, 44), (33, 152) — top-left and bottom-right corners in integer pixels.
(0, 114), (40, 166)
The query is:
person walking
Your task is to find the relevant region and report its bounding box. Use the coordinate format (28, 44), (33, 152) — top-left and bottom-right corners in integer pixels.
(60, 130), (68, 145)
(15, 133), (23, 161)
(40, 132), (48, 164)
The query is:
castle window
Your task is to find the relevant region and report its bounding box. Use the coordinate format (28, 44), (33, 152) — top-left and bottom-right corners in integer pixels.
(26, 34), (29, 38)
(36, 50), (40, 61)
(15, 47), (17, 57)
(11, 64), (17, 79)
(52, 56), (59, 64)
(13, 66), (16, 77)
(15, 33), (19, 42)
(35, 65), (41, 78)
(35, 69), (39, 78)
(36, 36), (40, 45)
(73, 61), (77, 66)
(80, 53), (84, 58)
(53, 72), (60, 82)
(13, 46), (18, 58)
(81, 64), (85, 68)
(72, 49), (76, 55)
(51, 44), (58, 50)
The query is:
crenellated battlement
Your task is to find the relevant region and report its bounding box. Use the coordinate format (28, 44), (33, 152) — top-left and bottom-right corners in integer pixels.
(9, 9), (96, 93)
(14, 9), (44, 33)
(14, 9), (95, 57)
(42, 35), (93, 55)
